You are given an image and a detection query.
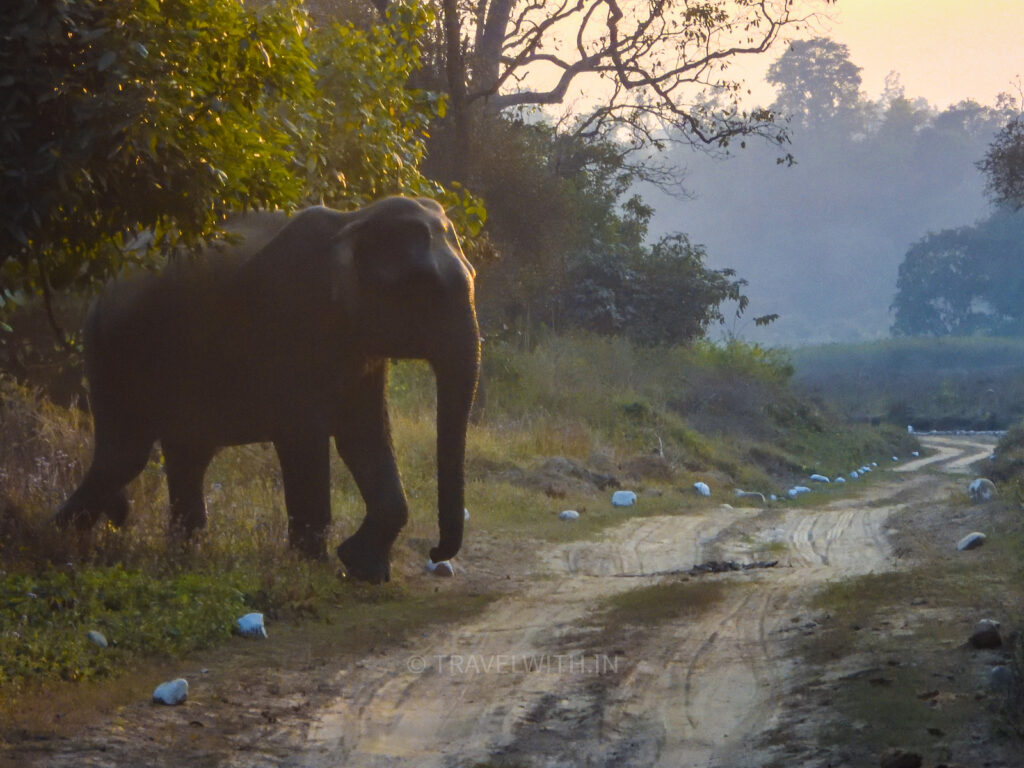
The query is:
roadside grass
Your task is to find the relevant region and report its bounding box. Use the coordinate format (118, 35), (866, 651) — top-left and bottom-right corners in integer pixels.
(0, 333), (915, 703)
(0, 587), (494, 742)
(795, 498), (1024, 762)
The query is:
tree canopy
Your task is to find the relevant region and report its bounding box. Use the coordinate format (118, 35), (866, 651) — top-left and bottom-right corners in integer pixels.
(644, 35), (1016, 344)
(891, 210), (1024, 337)
(0, 0), (476, 334)
(979, 113), (1024, 210)
(766, 37), (863, 130)
(1, 0), (317, 311)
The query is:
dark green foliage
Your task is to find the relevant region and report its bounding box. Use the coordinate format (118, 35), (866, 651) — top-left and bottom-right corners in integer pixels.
(559, 233), (756, 345)
(305, 1), (483, 231)
(467, 118), (762, 346)
(980, 114), (1024, 210)
(891, 209), (1024, 337)
(0, 566), (246, 685)
(1, 0), (319, 306)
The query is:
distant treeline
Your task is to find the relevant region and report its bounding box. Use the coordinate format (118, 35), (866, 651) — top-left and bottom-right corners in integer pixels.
(790, 337), (1024, 430)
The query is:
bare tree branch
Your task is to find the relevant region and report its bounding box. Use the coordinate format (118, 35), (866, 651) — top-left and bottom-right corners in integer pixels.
(445, 0), (834, 148)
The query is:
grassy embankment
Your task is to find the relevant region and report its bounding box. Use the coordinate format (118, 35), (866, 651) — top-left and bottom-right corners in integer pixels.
(765, 407), (1024, 762)
(791, 336), (1024, 430)
(0, 334), (914, 712)
(791, 482), (1024, 762)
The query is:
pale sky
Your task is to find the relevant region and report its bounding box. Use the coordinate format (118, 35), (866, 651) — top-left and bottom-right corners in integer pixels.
(793, 0), (1023, 107)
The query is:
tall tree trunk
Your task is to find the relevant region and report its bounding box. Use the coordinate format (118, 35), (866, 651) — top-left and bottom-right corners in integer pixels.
(441, 0), (470, 181)
(472, 0), (513, 99)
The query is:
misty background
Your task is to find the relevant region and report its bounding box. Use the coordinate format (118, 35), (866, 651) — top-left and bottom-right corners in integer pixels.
(642, 37), (1016, 346)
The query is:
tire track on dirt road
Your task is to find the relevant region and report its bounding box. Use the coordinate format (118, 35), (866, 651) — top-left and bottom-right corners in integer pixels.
(301, 509), (747, 767)
(26, 436), (993, 768)
(294, 436), (987, 768)
(897, 433), (997, 474)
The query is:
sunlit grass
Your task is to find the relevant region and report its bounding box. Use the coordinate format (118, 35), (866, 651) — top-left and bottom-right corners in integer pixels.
(0, 333), (916, 696)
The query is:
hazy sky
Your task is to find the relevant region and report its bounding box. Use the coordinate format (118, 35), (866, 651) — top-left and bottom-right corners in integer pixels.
(797, 0), (1022, 106)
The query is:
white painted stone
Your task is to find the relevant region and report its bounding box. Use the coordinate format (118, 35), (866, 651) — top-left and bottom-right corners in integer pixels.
(236, 612), (267, 638)
(612, 490), (638, 507)
(957, 532), (987, 551)
(426, 559), (455, 577)
(153, 678), (188, 705)
(86, 630), (108, 648)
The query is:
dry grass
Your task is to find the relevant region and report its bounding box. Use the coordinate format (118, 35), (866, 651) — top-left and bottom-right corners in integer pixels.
(0, 334), (917, 699)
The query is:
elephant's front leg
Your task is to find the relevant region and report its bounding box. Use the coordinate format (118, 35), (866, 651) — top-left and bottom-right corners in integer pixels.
(274, 434), (332, 559)
(334, 366), (409, 583)
(163, 441), (215, 541)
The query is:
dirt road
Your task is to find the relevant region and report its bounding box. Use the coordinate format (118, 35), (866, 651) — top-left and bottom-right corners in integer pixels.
(18, 433), (1001, 768)
(297, 433), (997, 768)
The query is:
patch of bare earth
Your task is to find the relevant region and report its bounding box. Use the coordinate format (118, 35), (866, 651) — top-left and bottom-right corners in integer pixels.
(5, 435), (1020, 767)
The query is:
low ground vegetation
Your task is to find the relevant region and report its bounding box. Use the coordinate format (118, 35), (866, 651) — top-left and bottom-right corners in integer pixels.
(791, 336), (1024, 430)
(778, 483), (1024, 762)
(0, 335), (914, 710)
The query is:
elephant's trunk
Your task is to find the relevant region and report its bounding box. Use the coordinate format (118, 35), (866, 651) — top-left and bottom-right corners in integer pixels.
(429, 327), (480, 564)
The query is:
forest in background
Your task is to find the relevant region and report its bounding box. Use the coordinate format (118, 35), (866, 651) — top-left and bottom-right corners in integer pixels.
(645, 37), (1024, 345)
(3, 2), (1023, 369)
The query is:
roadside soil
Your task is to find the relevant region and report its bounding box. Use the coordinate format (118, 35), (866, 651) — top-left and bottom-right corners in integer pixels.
(3, 433), (1020, 767)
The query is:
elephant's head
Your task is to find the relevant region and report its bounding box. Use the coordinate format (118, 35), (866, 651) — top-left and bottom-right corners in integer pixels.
(331, 197), (481, 564)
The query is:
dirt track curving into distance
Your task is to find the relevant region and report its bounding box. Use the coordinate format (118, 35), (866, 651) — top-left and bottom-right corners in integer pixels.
(15, 434), (999, 768)
(296, 434), (995, 768)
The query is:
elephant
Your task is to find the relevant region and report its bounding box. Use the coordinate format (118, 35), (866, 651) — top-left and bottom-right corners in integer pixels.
(54, 196), (480, 583)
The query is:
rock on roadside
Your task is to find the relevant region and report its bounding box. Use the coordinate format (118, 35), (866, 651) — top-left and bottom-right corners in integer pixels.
(970, 618), (1002, 649)
(152, 678), (188, 706)
(968, 477), (997, 503)
(236, 612), (267, 638)
(611, 490), (638, 507)
(956, 532), (986, 551)
(86, 630), (108, 648)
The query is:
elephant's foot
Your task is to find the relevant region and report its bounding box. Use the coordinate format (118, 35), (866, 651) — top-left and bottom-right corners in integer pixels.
(337, 535), (391, 584)
(53, 503), (101, 532)
(287, 522), (329, 560)
(55, 489), (129, 531)
(105, 491), (129, 527)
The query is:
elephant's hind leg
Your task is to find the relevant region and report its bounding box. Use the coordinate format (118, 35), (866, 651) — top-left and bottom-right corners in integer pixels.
(163, 442), (214, 541)
(55, 436), (152, 531)
(274, 435), (332, 560)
